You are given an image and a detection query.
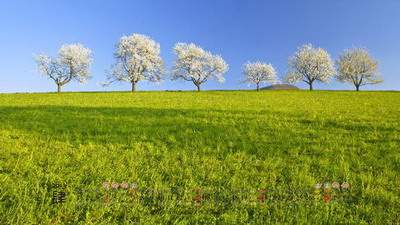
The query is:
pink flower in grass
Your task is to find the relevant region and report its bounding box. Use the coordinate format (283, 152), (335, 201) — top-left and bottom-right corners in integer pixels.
(111, 182), (119, 190)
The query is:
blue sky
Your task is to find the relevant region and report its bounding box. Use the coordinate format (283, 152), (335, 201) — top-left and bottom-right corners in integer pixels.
(0, 0), (399, 92)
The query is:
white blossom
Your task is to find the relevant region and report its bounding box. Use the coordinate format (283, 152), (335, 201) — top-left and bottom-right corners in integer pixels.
(105, 34), (164, 92)
(172, 43), (228, 91)
(324, 182), (331, 189)
(35, 43), (92, 93)
(336, 48), (382, 91)
(243, 61), (278, 91)
(285, 44), (335, 90)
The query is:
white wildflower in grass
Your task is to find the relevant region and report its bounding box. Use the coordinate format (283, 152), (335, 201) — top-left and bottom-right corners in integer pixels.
(324, 182), (331, 189)
(341, 182), (350, 190)
(314, 183), (322, 189)
(172, 43), (228, 91)
(120, 182), (129, 189)
(332, 182), (340, 189)
(102, 181), (110, 191)
(130, 182), (138, 189)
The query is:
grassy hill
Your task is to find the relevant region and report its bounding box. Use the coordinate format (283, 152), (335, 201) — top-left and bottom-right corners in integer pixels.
(0, 90), (399, 224)
(260, 84), (299, 90)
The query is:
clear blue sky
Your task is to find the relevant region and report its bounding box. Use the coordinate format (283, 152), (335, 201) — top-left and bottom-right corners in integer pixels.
(0, 0), (399, 92)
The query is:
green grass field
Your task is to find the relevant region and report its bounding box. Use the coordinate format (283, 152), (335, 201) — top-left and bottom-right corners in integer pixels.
(0, 90), (399, 224)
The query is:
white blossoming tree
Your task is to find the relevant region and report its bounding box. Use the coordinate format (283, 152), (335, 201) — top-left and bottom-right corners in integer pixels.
(243, 62), (278, 91)
(172, 43), (228, 91)
(336, 48), (382, 91)
(35, 44), (92, 93)
(105, 34), (164, 92)
(285, 44), (335, 90)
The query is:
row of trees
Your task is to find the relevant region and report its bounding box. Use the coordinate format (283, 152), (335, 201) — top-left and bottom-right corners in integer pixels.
(35, 34), (382, 93)
(286, 44), (382, 91)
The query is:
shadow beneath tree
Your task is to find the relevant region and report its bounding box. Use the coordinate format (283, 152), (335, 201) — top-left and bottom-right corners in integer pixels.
(1, 105), (392, 157)
(0, 106), (302, 156)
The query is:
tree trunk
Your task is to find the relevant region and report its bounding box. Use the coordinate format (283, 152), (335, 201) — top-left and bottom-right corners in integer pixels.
(356, 85), (360, 91)
(57, 84), (61, 93)
(131, 82), (136, 92)
(309, 82), (313, 91)
(196, 84), (200, 92)
(256, 83), (260, 91)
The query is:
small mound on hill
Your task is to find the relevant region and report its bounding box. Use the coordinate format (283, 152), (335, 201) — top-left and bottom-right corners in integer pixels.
(260, 84), (299, 90)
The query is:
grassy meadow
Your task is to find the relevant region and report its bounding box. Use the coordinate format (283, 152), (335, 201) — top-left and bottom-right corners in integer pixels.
(0, 90), (399, 224)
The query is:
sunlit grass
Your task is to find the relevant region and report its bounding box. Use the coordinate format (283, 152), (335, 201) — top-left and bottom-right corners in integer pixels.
(0, 90), (399, 224)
